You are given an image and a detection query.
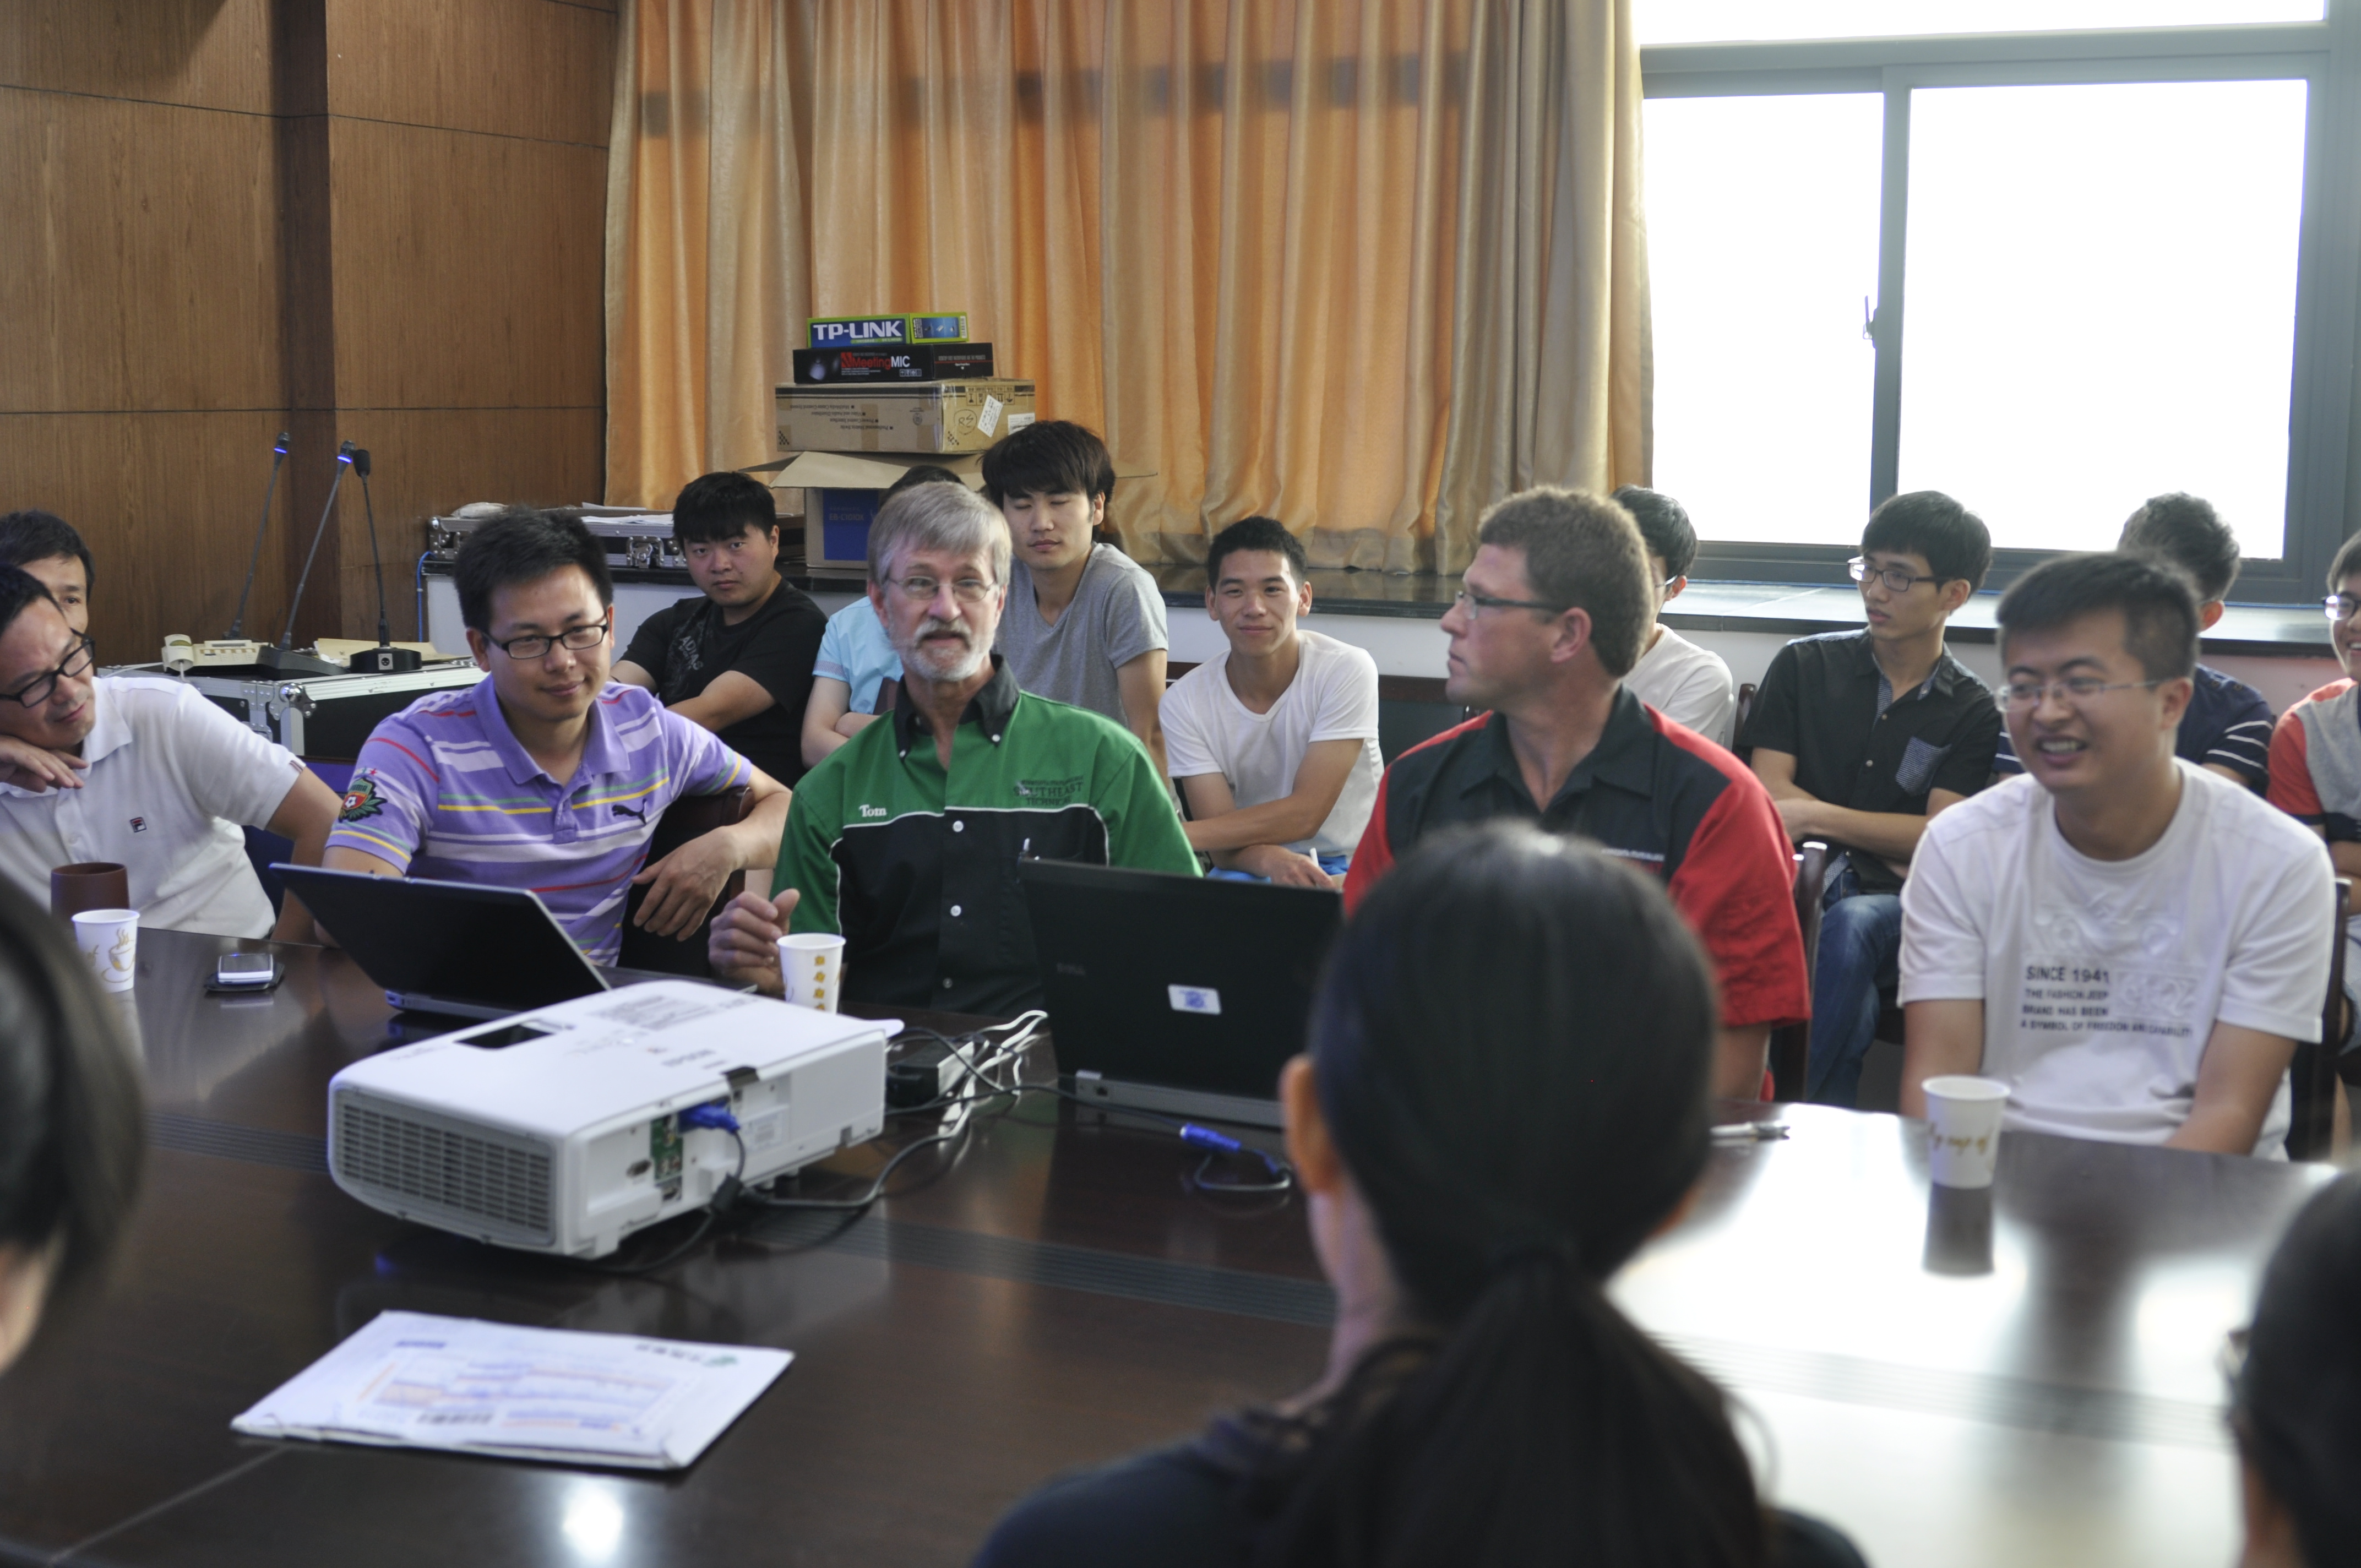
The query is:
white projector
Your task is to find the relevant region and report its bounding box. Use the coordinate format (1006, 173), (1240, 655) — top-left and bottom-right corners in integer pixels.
(327, 982), (888, 1257)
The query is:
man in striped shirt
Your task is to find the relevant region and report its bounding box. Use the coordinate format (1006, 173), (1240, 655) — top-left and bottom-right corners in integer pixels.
(1992, 493), (2272, 790)
(323, 509), (791, 965)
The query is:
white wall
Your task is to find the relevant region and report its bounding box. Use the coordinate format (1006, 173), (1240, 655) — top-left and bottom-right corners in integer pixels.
(1174, 605), (2341, 710)
(429, 575), (2341, 713)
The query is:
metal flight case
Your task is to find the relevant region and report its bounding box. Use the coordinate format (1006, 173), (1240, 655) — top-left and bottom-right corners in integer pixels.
(111, 662), (483, 761)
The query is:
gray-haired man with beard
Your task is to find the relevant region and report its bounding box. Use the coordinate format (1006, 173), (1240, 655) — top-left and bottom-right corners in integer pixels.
(708, 481), (1197, 1015)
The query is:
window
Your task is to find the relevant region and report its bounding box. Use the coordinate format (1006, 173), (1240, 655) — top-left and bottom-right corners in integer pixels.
(1645, 94), (1881, 547)
(1638, 9), (2353, 601)
(1640, 2), (2324, 47)
(1898, 79), (2308, 556)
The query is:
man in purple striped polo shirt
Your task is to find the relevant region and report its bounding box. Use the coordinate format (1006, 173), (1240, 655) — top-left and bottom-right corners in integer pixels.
(323, 509), (791, 964)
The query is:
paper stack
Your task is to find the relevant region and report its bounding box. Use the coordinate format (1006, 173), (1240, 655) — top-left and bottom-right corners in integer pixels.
(231, 1311), (792, 1470)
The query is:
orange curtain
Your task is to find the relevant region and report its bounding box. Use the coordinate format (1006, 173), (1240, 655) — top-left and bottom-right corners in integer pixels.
(606, 0), (1648, 574)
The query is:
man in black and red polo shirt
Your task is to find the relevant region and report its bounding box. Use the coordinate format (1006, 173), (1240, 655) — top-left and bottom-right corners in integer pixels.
(1346, 486), (1809, 1098)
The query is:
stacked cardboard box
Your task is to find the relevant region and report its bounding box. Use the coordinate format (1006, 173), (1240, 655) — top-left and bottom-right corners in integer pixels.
(774, 312), (1035, 570)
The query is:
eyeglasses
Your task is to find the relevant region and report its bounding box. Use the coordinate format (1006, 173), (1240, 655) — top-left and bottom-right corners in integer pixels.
(1849, 557), (1942, 595)
(2325, 594), (2361, 623)
(4, 634), (94, 708)
(888, 575), (997, 605)
(1451, 587), (1568, 617)
(489, 619), (610, 661)
(2002, 676), (2166, 709)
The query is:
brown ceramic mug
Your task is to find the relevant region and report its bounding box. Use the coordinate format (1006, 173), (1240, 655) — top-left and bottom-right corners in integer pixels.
(51, 862), (130, 922)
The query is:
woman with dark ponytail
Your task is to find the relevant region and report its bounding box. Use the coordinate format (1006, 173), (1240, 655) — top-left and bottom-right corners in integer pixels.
(975, 822), (1864, 1568)
(2232, 1171), (2361, 1568)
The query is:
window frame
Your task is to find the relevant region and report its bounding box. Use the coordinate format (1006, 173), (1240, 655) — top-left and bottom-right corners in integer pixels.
(1641, 16), (2361, 603)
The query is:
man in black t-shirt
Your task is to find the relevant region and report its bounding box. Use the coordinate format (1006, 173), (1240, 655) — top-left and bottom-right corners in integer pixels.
(1740, 490), (2004, 1108)
(615, 472), (826, 786)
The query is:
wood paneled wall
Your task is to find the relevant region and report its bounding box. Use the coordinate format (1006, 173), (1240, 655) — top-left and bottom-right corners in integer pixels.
(0, 0), (615, 662)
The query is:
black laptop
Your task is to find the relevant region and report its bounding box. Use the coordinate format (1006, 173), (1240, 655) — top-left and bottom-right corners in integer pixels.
(1016, 860), (1343, 1128)
(274, 864), (700, 1021)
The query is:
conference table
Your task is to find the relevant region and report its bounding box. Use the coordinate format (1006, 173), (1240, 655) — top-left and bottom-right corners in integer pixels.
(0, 930), (2332, 1567)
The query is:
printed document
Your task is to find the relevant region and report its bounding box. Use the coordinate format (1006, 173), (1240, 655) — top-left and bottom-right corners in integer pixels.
(232, 1311), (792, 1469)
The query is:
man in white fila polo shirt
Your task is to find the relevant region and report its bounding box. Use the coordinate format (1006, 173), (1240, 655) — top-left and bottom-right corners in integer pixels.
(0, 567), (340, 939)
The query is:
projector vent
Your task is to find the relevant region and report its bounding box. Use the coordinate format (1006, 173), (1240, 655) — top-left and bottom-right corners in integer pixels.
(333, 1094), (553, 1244)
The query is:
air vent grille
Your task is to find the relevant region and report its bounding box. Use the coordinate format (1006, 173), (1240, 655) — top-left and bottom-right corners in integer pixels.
(333, 1095), (553, 1243)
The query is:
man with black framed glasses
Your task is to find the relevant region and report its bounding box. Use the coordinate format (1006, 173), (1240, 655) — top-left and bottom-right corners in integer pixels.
(1902, 553), (2331, 1157)
(0, 566), (341, 940)
(322, 508), (791, 964)
(707, 481), (1195, 1014)
(1345, 487), (1808, 1101)
(1740, 491), (2004, 1109)
(1993, 494), (2272, 792)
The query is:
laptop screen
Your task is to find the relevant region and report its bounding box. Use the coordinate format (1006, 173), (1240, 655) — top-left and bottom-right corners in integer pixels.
(1017, 861), (1342, 1103)
(272, 865), (607, 1014)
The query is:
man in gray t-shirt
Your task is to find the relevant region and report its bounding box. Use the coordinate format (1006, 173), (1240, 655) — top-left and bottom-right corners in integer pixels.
(982, 421), (1171, 776)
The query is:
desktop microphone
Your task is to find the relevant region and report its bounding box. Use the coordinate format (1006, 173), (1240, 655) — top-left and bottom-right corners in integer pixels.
(260, 442), (357, 677)
(226, 432), (289, 640)
(346, 448), (421, 674)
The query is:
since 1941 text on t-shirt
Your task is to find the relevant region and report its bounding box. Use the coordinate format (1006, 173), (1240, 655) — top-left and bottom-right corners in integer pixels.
(1898, 763), (2332, 1156)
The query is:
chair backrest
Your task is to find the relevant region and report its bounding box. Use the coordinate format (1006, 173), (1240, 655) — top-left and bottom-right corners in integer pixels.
(617, 785), (755, 977)
(1733, 682), (1758, 752)
(2287, 875), (2352, 1161)
(1767, 840), (1829, 1102)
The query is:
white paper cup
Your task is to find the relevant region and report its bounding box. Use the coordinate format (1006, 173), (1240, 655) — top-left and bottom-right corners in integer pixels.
(1923, 1075), (2010, 1189)
(71, 908), (140, 993)
(776, 933), (847, 1013)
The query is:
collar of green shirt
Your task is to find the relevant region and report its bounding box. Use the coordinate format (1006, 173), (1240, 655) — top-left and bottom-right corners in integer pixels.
(889, 655), (1022, 759)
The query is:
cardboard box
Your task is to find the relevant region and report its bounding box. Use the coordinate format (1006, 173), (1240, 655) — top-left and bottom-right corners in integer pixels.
(807, 312), (970, 348)
(774, 379), (1036, 456)
(767, 451), (987, 571)
(791, 343), (995, 385)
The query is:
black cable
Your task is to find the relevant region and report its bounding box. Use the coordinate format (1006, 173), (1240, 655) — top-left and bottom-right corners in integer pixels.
(739, 1115), (977, 1213)
(896, 1017), (1296, 1197)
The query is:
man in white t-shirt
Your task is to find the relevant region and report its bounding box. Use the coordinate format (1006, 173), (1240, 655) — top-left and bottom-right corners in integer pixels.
(1612, 486), (1734, 744)
(1162, 518), (1381, 888)
(1901, 552), (2332, 1157)
(0, 567), (341, 939)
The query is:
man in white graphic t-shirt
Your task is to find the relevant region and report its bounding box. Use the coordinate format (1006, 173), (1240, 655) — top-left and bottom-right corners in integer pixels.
(1161, 517), (1381, 889)
(1900, 551), (2332, 1157)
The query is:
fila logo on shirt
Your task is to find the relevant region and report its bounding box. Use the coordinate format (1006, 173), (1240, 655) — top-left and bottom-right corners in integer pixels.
(128, 816), (149, 834)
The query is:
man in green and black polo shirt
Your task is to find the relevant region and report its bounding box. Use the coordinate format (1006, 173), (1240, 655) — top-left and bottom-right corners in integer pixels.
(709, 481), (1195, 1014)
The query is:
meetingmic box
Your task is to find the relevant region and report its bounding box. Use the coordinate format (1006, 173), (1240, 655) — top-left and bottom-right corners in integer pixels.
(792, 344), (995, 384)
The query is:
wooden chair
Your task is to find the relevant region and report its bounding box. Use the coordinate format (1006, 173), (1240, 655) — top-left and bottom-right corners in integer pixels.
(1769, 840), (1829, 1102)
(617, 785), (754, 977)
(2287, 876), (2352, 1161)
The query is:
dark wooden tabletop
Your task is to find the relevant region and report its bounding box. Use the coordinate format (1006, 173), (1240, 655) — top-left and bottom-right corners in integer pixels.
(0, 929), (2331, 1568)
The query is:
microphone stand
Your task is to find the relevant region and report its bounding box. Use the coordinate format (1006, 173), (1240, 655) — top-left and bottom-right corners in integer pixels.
(258, 441), (355, 677)
(345, 448), (421, 673)
(225, 431), (288, 640)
